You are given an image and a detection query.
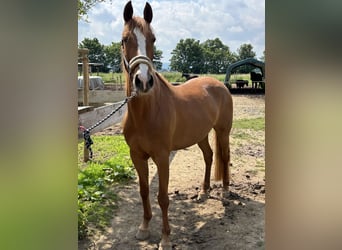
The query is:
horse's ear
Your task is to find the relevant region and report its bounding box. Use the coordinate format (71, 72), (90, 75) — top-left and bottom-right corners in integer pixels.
(123, 1), (133, 23)
(143, 2), (153, 23)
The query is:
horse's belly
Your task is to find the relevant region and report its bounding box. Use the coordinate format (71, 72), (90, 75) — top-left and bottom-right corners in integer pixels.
(171, 124), (212, 150)
(170, 101), (219, 149)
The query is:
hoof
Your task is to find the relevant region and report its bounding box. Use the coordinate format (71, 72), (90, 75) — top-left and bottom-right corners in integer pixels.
(158, 242), (172, 250)
(197, 191), (209, 201)
(221, 189), (230, 199)
(135, 228), (150, 240)
(159, 235), (172, 250)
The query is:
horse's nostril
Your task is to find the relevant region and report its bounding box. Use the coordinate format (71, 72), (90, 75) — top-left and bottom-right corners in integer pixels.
(148, 75), (153, 88)
(134, 74), (153, 92)
(135, 74), (142, 89)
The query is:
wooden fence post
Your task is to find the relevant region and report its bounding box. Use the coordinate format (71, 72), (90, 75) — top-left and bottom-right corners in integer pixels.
(78, 48), (90, 162)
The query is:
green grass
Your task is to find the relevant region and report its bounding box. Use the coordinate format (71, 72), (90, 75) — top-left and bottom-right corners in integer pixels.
(161, 71), (184, 82)
(88, 71), (242, 84)
(233, 117), (265, 131)
(201, 73), (227, 82)
(80, 72), (125, 83)
(78, 135), (134, 240)
(231, 117), (265, 143)
(231, 131), (251, 140)
(161, 72), (248, 83)
(230, 73), (250, 81)
(231, 117), (265, 173)
(100, 72), (125, 83)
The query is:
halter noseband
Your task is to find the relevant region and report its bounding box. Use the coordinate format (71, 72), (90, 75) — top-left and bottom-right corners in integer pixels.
(122, 49), (156, 97)
(122, 50), (155, 75)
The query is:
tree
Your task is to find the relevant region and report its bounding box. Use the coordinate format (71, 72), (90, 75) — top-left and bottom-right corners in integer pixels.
(170, 39), (204, 74)
(235, 43), (257, 73)
(79, 38), (107, 72)
(201, 38), (235, 74)
(104, 42), (121, 73)
(153, 46), (163, 71)
(260, 50), (265, 62)
(237, 43), (256, 61)
(78, 0), (106, 20)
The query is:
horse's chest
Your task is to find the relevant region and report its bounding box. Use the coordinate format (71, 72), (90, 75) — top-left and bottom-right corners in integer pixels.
(123, 122), (170, 152)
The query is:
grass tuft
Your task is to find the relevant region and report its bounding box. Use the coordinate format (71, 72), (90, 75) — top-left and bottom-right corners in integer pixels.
(233, 117), (264, 131)
(231, 117), (265, 174)
(78, 135), (134, 240)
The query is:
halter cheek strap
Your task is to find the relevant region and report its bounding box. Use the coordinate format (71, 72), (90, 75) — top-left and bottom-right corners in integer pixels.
(122, 51), (130, 73)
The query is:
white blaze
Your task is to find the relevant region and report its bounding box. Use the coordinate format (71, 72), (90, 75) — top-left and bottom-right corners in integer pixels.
(133, 27), (149, 83)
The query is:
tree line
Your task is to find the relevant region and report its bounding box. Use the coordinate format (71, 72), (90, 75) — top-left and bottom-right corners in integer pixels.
(169, 38), (264, 74)
(78, 37), (264, 74)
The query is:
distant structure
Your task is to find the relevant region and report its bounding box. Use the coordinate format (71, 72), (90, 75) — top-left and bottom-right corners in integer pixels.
(224, 58), (265, 89)
(182, 73), (199, 81)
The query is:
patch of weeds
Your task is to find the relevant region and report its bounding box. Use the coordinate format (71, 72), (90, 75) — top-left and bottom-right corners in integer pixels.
(256, 240), (265, 249)
(231, 131), (250, 140)
(231, 118), (264, 145)
(78, 135), (135, 240)
(230, 117), (265, 176)
(233, 117), (264, 131)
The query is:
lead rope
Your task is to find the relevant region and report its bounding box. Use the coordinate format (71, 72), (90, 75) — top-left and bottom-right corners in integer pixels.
(79, 94), (136, 159)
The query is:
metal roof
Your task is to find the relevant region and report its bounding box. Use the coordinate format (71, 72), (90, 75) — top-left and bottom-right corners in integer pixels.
(224, 58), (265, 84)
(77, 63), (104, 66)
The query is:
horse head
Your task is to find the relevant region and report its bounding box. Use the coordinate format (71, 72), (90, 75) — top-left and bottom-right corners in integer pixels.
(122, 1), (156, 95)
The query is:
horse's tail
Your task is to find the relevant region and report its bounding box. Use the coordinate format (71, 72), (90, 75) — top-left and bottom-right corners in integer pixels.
(214, 131), (229, 181)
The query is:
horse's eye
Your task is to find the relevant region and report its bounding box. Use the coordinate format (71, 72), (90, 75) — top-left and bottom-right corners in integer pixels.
(122, 37), (128, 45)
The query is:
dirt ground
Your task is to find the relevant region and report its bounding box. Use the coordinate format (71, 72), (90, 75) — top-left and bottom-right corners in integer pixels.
(80, 94), (265, 250)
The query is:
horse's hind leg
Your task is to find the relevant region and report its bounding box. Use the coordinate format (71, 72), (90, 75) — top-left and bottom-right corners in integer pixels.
(222, 136), (230, 191)
(197, 135), (213, 199)
(216, 129), (231, 194)
(130, 151), (152, 240)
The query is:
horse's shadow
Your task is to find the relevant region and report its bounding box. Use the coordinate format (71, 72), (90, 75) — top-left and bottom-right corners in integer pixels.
(167, 190), (265, 250)
(97, 150), (264, 250)
(93, 151), (179, 249)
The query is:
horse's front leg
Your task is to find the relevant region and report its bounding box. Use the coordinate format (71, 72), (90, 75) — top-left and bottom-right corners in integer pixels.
(131, 150), (152, 240)
(153, 152), (172, 250)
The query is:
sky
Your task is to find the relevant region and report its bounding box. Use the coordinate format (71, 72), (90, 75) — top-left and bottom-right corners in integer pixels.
(78, 0), (265, 65)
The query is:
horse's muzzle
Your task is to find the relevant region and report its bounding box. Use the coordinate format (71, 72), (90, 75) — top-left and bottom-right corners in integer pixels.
(126, 55), (155, 94)
(134, 73), (154, 93)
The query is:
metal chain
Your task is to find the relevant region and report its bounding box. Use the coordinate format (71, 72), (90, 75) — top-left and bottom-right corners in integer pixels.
(87, 98), (127, 132)
(83, 129), (93, 159)
(79, 94), (136, 159)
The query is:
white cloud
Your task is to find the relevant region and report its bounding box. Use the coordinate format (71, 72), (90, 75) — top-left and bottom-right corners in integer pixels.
(78, 0), (265, 62)
(228, 26), (244, 33)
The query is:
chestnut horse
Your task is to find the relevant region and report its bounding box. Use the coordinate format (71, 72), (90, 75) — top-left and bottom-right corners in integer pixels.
(121, 2), (233, 249)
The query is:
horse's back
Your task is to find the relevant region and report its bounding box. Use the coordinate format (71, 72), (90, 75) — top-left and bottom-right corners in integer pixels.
(178, 76), (230, 97)
(175, 76), (232, 115)
(170, 76), (232, 149)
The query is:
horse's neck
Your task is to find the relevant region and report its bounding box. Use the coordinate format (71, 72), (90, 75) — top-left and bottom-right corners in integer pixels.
(155, 72), (170, 87)
(126, 73), (170, 121)
(126, 94), (156, 131)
